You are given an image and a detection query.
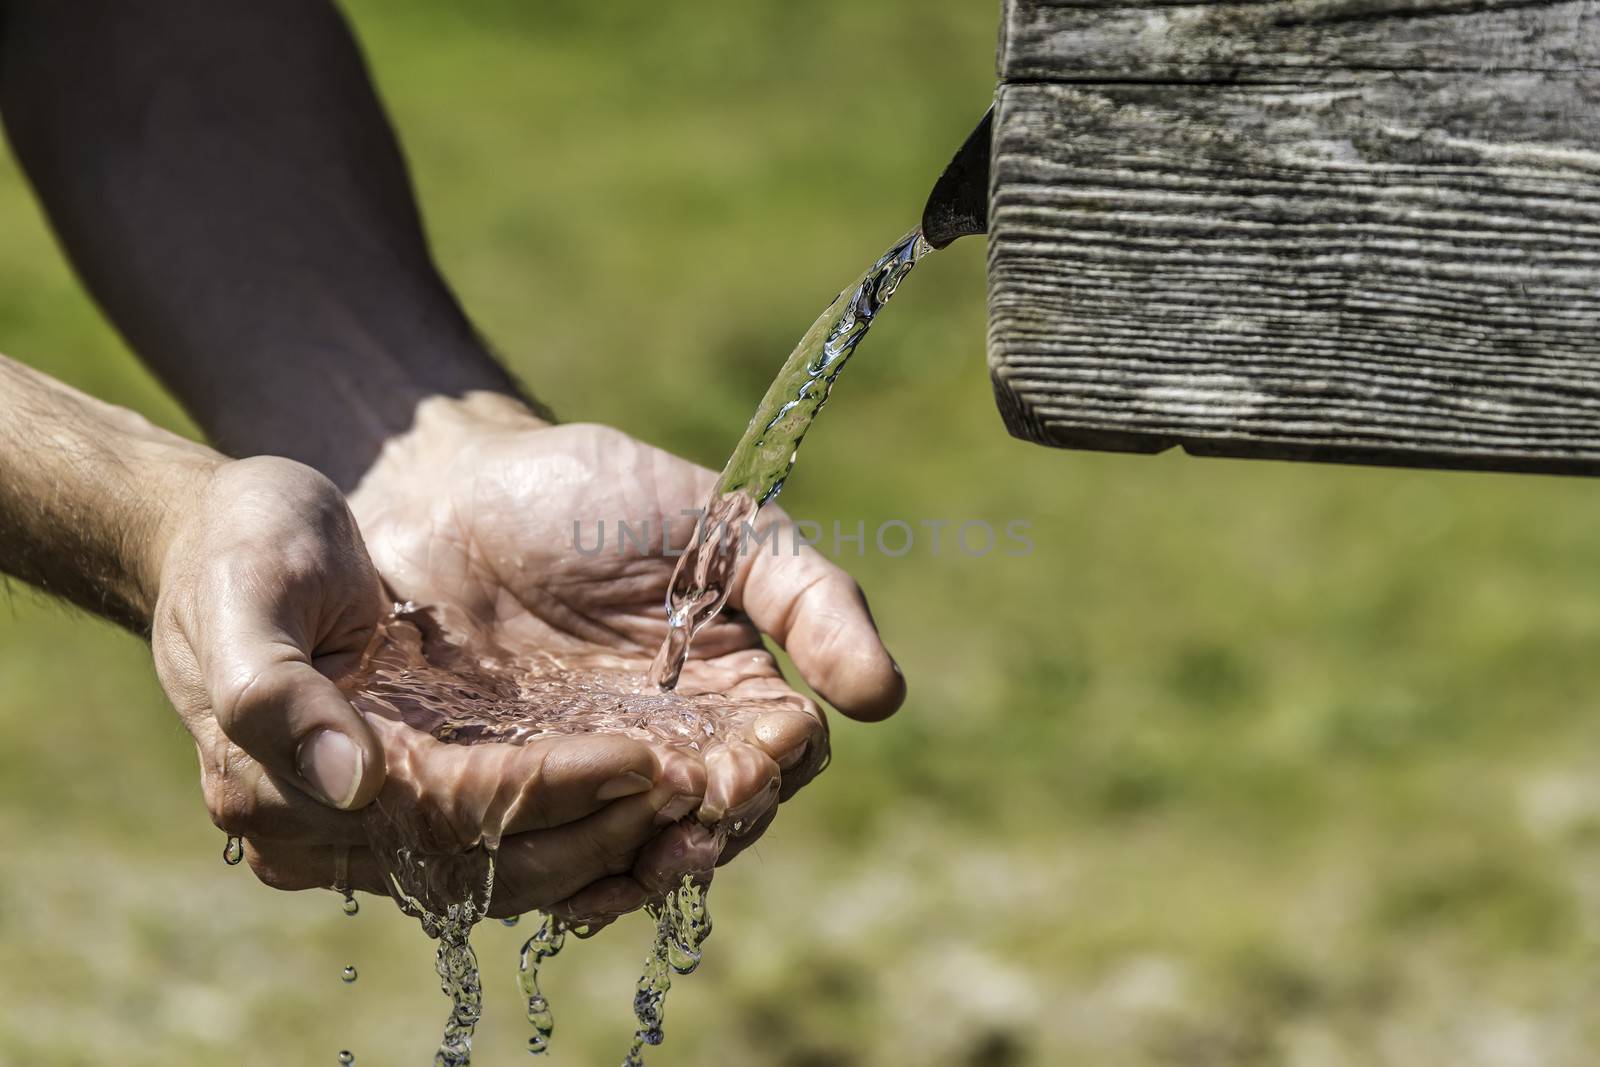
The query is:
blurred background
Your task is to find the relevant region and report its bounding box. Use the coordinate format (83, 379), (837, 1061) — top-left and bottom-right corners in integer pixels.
(4, 2), (1600, 1064)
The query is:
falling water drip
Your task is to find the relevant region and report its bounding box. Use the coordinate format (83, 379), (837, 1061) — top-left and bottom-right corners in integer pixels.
(222, 836), (244, 866)
(649, 229), (933, 690)
(368, 838), (499, 1067)
(622, 874), (717, 1066)
(342, 894), (360, 917)
(341, 965), (358, 984)
(517, 914), (568, 1055)
(427, 857), (496, 1067)
(338, 1052), (354, 1066)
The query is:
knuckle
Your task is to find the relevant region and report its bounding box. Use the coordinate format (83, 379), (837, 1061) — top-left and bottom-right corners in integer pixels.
(203, 769), (257, 835)
(214, 659), (294, 740)
(201, 748), (282, 838)
(208, 784), (261, 837)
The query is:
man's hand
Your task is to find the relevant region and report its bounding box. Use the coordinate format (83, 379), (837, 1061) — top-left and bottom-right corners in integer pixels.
(149, 454), (703, 917)
(152, 456), (390, 812)
(348, 393), (906, 921)
(0, 356), (699, 915)
(1, 0), (906, 925)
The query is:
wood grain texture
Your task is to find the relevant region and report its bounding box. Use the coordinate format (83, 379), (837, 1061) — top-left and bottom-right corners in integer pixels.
(1002, 0), (1600, 82)
(988, 0), (1600, 473)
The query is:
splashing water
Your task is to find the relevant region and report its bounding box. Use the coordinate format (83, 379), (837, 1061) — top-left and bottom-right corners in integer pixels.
(430, 890), (490, 1067)
(338, 605), (808, 1065)
(364, 825), (497, 1067)
(649, 229), (932, 690)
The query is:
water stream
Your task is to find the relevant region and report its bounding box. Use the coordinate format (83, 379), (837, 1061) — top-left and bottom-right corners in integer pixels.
(516, 913), (567, 1055)
(649, 229), (932, 689)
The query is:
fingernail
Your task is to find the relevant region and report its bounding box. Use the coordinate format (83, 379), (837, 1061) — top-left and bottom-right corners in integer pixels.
(597, 771), (654, 801)
(296, 730), (364, 809)
(654, 793), (702, 826)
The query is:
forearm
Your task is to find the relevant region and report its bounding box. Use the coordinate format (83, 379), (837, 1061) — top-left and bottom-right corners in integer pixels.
(0, 0), (525, 489)
(0, 354), (219, 632)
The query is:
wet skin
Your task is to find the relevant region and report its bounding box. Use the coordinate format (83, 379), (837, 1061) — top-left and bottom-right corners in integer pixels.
(170, 397), (904, 924)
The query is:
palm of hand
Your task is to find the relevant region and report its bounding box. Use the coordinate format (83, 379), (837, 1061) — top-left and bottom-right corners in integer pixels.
(172, 408), (896, 922)
(350, 419), (838, 885)
(357, 423), (775, 684)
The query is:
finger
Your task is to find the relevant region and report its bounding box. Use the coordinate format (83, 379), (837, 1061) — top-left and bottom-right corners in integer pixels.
(361, 721), (669, 850)
(546, 876), (650, 926)
(201, 593), (386, 812)
(717, 804), (780, 866)
(242, 839), (390, 894)
(490, 771), (697, 916)
(635, 821), (722, 895)
(218, 658), (385, 811)
(729, 520), (904, 721)
(719, 682), (830, 798)
(672, 658), (830, 800)
(698, 740), (781, 830)
(499, 734), (669, 836)
(198, 743), (369, 845)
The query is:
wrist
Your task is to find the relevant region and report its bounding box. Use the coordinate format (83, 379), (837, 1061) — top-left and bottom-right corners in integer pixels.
(410, 390), (553, 436)
(347, 390), (550, 516)
(194, 334), (539, 492)
(133, 437), (227, 618)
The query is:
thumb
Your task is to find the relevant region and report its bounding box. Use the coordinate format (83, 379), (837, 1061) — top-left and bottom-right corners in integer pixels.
(731, 532), (905, 722)
(208, 637), (387, 812)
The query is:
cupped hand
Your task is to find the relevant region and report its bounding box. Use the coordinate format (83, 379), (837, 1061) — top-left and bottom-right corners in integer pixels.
(150, 455), (690, 915)
(347, 394), (905, 922)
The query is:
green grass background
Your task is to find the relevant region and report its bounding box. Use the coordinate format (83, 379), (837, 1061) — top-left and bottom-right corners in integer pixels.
(5, 2), (1600, 1064)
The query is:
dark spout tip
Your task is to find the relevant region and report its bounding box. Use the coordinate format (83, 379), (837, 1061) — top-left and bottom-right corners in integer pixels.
(920, 106), (993, 250)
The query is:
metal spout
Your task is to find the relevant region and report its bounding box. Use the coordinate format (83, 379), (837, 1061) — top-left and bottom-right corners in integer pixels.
(920, 106), (992, 250)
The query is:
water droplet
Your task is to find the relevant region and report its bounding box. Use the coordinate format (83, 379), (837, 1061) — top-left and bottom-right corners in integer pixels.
(338, 1053), (354, 1066)
(341, 965), (358, 984)
(222, 836), (244, 866)
(500, 915), (521, 927)
(342, 894), (360, 916)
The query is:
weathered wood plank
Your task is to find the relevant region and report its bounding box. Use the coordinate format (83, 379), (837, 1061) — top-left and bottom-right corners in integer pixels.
(1002, 0), (1600, 83)
(988, 0), (1600, 473)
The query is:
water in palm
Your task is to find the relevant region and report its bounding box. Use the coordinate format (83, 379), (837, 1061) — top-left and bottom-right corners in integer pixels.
(347, 604), (782, 1066)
